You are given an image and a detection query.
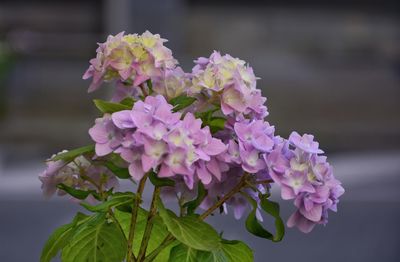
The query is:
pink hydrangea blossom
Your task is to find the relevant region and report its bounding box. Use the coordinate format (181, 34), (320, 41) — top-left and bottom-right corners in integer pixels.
(83, 31), (177, 93)
(191, 51), (268, 119)
(88, 95), (227, 189)
(89, 115), (125, 156)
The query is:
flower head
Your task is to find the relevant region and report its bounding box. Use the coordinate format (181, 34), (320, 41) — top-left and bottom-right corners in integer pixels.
(89, 95), (228, 189)
(83, 31), (177, 93)
(267, 132), (344, 233)
(152, 67), (191, 100)
(191, 51), (267, 119)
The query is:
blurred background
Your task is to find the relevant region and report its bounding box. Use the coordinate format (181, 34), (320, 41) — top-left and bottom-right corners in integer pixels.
(0, 0), (399, 261)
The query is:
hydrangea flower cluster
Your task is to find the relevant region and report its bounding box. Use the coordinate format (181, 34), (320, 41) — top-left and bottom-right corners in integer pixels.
(191, 51), (268, 119)
(39, 153), (118, 201)
(266, 132), (345, 233)
(90, 95), (226, 189)
(83, 31), (177, 94)
(152, 67), (190, 100)
(40, 31), (344, 245)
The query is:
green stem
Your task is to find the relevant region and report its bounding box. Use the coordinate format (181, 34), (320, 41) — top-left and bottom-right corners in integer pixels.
(199, 175), (247, 220)
(137, 186), (161, 261)
(143, 235), (175, 262)
(255, 179), (273, 185)
(144, 175), (251, 261)
(127, 175), (148, 262)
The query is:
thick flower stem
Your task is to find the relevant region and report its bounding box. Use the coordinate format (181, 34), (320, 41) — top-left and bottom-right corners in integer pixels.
(137, 186), (161, 261)
(127, 175), (148, 262)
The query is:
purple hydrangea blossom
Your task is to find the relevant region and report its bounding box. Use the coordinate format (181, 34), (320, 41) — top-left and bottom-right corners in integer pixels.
(83, 31), (177, 93)
(191, 51), (268, 119)
(89, 115), (125, 157)
(289, 131), (324, 154)
(219, 119), (276, 174)
(89, 95), (227, 189)
(266, 132), (344, 233)
(187, 118), (280, 219)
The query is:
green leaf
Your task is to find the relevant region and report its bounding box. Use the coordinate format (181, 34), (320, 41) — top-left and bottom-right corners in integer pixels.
(244, 194), (285, 242)
(146, 79), (153, 94)
(209, 117), (226, 134)
(51, 145), (94, 162)
(119, 97), (136, 108)
(61, 213), (127, 262)
(56, 184), (95, 200)
(184, 183), (207, 215)
(170, 95), (197, 112)
(93, 99), (131, 114)
(194, 107), (226, 133)
(158, 198), (221, 251)
(259, 195), (285, 242)
(40, 213), (90, 262)
(194, 107), (219, 123)
(149, 171), (175, 187)
(168, 244), (227, 262)
(168, 244), (198, 262)
(198, 250), (227, 262)
(81, 192), (135, 212)
(220, 240), (253, 262)
(114, 209), (172, 261)
(104, 161), (131, 179)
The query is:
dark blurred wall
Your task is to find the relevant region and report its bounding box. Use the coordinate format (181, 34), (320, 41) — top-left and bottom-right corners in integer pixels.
(0, 0), (399, 166)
